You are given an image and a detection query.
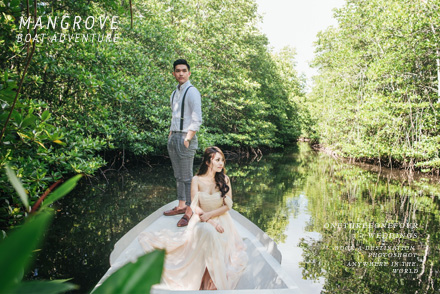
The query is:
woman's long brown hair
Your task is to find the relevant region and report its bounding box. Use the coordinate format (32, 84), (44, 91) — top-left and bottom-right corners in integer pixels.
(196, 146), (230, 198)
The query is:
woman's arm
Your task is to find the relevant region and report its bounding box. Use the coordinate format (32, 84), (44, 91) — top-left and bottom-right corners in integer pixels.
(207, 219), (224, 233)
(191, 176), (204, 215)
(200, 205), (228, 221)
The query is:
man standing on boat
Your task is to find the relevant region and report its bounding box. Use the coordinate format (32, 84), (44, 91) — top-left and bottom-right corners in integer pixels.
(163, 59), (202, 227)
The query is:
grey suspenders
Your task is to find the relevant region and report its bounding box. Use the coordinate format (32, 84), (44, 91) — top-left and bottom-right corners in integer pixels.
(171, 86), (193, 131)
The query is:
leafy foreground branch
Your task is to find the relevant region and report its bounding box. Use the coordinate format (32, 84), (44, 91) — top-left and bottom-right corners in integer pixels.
(1, 166), (164, 294)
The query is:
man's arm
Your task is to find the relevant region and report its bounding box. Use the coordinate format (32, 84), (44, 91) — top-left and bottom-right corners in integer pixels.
(187, 88), (202, 132)
(169, 90), (175, 138)
(185, 129), (196, 141)
(184, 88), (202, 147)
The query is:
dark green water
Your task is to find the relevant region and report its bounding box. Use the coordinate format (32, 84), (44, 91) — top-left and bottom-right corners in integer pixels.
(30, 143), (440, 293)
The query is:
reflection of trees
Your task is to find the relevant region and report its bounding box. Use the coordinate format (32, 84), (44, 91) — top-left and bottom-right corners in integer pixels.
(228, 145), (304, 243)
(298, 149), (440, 293)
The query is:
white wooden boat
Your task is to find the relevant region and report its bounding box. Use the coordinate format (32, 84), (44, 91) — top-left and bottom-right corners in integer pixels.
(95, 201), (303, 294)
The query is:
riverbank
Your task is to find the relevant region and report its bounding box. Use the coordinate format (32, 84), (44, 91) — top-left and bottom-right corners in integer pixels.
(310, 143), (440, 180)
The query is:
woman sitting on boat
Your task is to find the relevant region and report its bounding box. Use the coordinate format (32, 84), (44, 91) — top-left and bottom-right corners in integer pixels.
(138, 146), (248, 290)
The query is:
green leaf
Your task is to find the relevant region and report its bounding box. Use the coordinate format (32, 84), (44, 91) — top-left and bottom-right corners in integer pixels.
(41, 175), (83, 208)
(11, 0), (21, 7)
(92, 250), (165, 294)
(41, 110), (50, 122)
(11, 109), (22, 123)
(5, 164), (29, 210)
(21, 114), (38, 129)
(12, 279), (78, 294)
(0, 212), (53, 294)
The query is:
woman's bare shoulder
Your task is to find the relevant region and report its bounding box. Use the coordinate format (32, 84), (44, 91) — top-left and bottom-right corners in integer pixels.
(191, 176), (200, 186)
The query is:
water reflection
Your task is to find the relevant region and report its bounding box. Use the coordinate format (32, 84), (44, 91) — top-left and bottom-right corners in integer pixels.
(295, 144), (440, 294)
(28, 143), (439, 293)
(28, 165), (178, 293)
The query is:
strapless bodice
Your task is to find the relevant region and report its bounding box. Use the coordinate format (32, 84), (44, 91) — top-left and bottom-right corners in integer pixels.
(198, 191), (223, 212)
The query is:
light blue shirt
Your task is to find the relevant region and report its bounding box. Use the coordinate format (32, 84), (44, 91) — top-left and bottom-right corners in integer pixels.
(170, 80), (202, 132)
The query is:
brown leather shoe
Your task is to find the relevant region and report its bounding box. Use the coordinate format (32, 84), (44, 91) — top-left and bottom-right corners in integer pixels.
(177, 214), (191, 227)
(163, 206), (187, 216)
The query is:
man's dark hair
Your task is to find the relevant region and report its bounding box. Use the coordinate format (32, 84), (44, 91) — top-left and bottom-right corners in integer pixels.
(173, 59), (190, 71)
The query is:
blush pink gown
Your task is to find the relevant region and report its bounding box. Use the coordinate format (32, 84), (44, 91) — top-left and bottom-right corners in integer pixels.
(138, 191), (248, 290)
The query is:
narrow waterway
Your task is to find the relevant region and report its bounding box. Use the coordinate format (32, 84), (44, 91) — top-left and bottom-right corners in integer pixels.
(30, 143), (440, 293)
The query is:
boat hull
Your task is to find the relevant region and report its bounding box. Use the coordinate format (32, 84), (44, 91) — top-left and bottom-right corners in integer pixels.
(95, 201), (303, 293)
